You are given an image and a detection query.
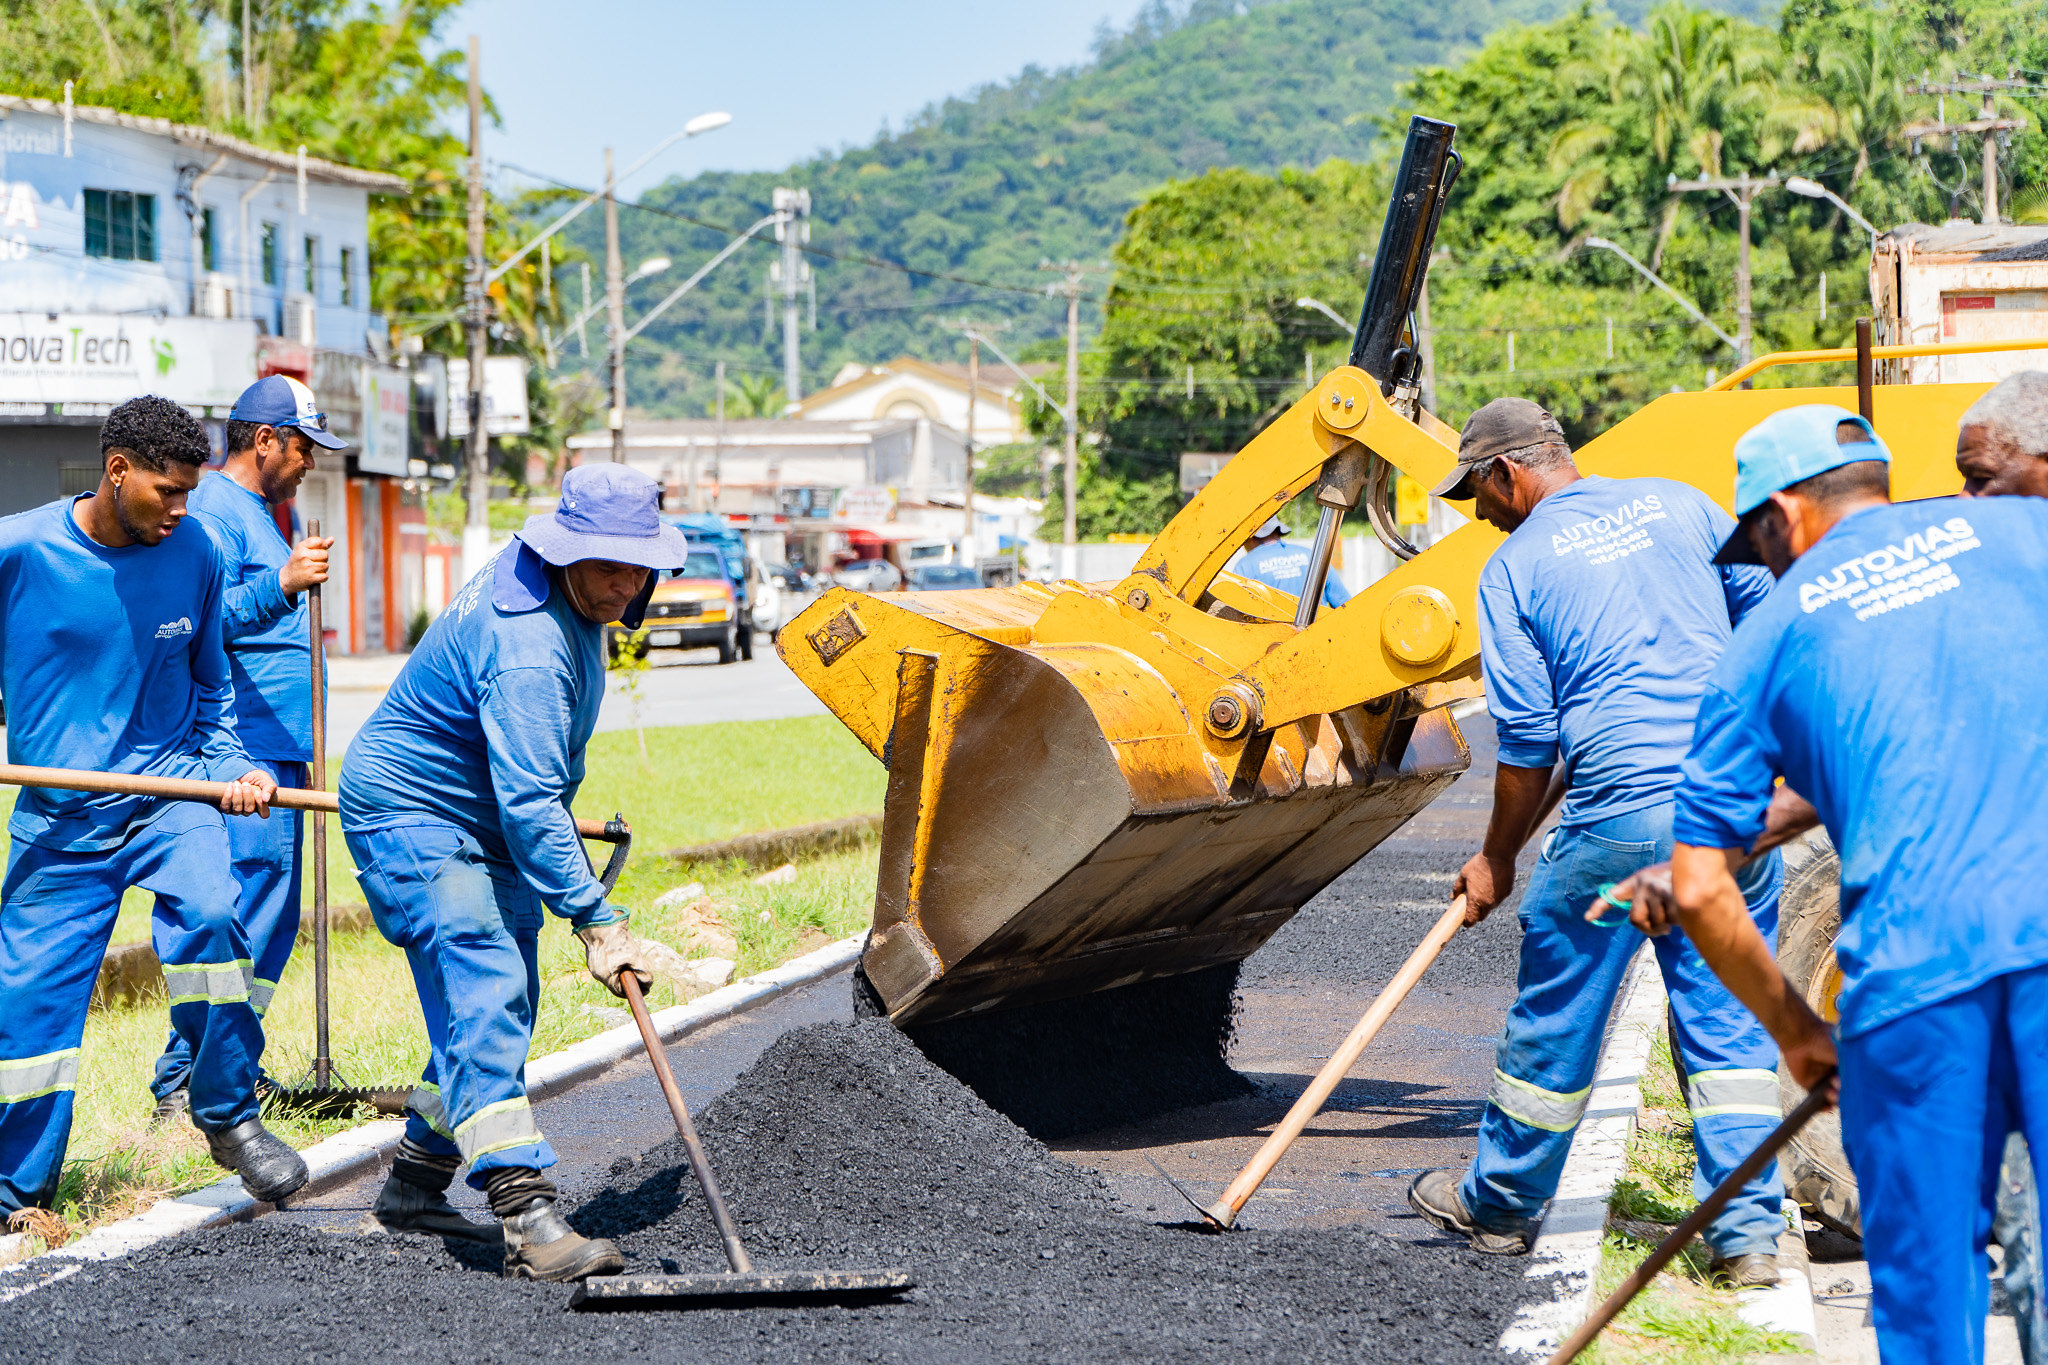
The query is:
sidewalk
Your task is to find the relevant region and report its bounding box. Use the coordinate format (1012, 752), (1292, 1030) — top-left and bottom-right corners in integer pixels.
(324, 653), (408, 691)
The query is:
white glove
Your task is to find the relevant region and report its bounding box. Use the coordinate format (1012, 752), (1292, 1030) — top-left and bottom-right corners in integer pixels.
(577, 920), (654, 999)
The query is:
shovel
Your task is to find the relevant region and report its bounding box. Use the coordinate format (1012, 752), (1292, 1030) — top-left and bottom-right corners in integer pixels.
(568, 971), (913, 1309)
(1154, 895), (1468, 1229)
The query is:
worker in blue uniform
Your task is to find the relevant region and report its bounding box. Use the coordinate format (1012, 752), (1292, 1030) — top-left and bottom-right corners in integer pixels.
(339, 462), (682, 1279)
(151, 375), (342, 1120)
(1234, 516), (1352, 610)
(1403, 397), (1788, 1287)
(0, 396), (307, 1213)
(1608, 403), (2048, 1363)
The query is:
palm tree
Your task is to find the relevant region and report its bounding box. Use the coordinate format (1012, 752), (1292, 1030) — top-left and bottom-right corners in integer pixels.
(724, 373), (786, 419)
(1817, 14), (1909, 190)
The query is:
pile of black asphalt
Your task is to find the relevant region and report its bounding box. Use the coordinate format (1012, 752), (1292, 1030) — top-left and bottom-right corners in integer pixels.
(0, 1019), (1531, 1364)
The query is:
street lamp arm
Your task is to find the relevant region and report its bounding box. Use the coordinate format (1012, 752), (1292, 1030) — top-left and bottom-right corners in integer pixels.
(486, 117), (731, 287)
(1581, 237), (1740, 352)
(622, 214), (779, 345)
(964, 328), (1069, 425)
(1295, 296), (1352, 329)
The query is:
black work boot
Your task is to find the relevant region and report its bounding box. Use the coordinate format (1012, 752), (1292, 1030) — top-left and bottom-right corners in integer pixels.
(486, 1166), (621, 1282)
(148, 1088), (189, 1128)
(500, 1199), (623, 1282)
(1407, 1170), (1530, 1255)
(371, 1140), (500, 1247)
(204, 1118), (309, 1204)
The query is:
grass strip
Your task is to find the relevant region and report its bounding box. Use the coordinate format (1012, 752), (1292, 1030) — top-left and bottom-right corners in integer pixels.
(1584, 1028), (1806, 1364)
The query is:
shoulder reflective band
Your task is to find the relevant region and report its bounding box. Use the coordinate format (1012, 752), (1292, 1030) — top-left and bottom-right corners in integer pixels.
(454, 1097), (544, 1163)
(0, 1049), (80, 1104)
(1685, 1068), (1781, 1120)
(162, 958), (254, 1007)
(1488, 1068), (1592, 1133)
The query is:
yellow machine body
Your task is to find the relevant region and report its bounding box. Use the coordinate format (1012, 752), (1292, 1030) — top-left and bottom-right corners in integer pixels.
(780, 350), (1999, 1027)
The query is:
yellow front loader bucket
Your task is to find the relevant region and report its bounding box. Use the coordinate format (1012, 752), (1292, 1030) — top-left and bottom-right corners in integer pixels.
(781, 346), (1999, 1028)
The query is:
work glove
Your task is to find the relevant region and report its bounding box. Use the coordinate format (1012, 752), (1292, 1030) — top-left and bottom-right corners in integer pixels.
(576, 919), (655, 1000)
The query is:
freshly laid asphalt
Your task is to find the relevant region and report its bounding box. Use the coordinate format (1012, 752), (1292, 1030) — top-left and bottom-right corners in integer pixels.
(0, 713), (1554, 1363)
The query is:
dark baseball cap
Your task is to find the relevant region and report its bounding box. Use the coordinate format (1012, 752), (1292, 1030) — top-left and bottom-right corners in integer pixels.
(1429, 397), (1567, 498)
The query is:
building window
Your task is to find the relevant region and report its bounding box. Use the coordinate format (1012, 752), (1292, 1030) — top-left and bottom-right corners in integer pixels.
(82, 189), (155, 261)
(339, 246), (356, 307)
(302, 234), (318, 296)
(261, 222), (278, 286)
(200, 208), (216, 271)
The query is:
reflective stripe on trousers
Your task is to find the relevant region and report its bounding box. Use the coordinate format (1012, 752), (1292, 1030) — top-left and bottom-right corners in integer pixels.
(248, 979), (277, 1018)
(1489, 1068), (1592, 1133)
(1685, 1068), (1781, 1120)
(408, 1082), (454, 1139)
(454, 1097), (542, 1163)
(162, 959), (253, 1007)
(0, 1050), (80, 1105)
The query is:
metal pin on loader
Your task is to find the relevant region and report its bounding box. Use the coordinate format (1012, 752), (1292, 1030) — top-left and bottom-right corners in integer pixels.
(568, 971), (913, 1309)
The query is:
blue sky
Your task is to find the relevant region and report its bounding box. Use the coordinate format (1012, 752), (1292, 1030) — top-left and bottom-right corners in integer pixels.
(452, 0), (1152, 198)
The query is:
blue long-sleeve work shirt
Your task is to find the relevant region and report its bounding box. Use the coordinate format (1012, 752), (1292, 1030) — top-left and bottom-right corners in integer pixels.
(1476, 476), (1773, 828)
(1233, 538), (1353, 609)
(338, 545), (619, 929)
(0, 495), (253, 851)
(186, 472), (315, 762)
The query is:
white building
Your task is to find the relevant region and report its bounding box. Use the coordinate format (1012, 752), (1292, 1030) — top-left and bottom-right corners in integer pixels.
(1872, 223), (2048, 383)
(794, 356), (1042, 445)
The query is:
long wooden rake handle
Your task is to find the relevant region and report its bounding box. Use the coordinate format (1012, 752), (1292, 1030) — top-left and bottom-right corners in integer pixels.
(1545, 1071), (1838, 1364)
(620, 972), (755, 1275)
(0, 763), (624, 843)
(308, 518), (332, 1087)
(1201, 894), (1468, 1229)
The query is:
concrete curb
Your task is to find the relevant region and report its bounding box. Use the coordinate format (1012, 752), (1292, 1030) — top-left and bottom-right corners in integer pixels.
(1, 931), (865, 1290)
(1499, 942), (1667, 1357)
(665, 813), (881, 870)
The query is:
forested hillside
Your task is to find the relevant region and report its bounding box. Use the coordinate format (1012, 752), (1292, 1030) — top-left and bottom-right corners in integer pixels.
(575, 0), (1770, 417)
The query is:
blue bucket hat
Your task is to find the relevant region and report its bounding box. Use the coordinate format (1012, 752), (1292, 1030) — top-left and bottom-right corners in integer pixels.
(493, 463), (690, 627)
(1713, 404), (1891, 565)
(228, 374), (349, 450)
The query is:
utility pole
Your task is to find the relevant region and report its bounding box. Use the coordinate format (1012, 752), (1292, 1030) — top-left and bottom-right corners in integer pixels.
(710, 358), (726, 513)
(1669, 171), (1777, 367)
(1040, 262), (1100, 580)
(463, 36), (490, 582)
(771, 188), (810, 408)
(604, 147), (626, 462)
(951, 319), (1012, 559)
(1904, 73), (2029, 225)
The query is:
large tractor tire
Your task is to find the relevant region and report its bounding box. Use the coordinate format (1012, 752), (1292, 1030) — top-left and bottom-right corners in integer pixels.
(1775, 827), (1861, 1238)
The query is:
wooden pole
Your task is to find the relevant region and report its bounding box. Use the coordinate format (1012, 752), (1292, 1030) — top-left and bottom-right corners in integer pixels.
(308, 520), (330, 1087)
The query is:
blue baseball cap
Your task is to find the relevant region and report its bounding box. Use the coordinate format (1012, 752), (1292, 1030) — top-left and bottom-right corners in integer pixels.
(1713, 404), (1891, 565)
(228, 374), (349, 450)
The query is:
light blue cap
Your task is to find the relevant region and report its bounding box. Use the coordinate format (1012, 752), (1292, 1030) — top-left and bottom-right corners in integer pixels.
(1731, 404), (1889, 516)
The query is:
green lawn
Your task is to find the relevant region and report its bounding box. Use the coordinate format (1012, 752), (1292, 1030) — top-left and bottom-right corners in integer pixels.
(0, 715), (887, 1234)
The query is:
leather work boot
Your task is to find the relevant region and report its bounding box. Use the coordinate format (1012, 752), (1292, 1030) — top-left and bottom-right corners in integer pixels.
(1709, 1252), (1781, 1289)
(204, 1118), (309, 1204)
(373, 1172), (502, 1247)
(148, 1088), (189, 1128)
(1407, 1170), (1531, 1256)
(500, 1198), (624, 1282)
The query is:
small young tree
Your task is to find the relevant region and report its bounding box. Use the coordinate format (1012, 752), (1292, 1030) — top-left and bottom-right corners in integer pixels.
(606, 628), (652, 766)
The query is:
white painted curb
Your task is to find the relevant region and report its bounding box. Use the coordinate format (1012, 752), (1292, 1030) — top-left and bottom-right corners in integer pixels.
(0, 931), (865, 1289)
(1499, 942), (1667, 1357)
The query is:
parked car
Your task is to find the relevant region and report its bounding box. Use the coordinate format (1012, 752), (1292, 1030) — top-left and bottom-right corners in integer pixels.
(663, 513), (755, 660)
(836, 558), (902, 593)
(904, 564), (985, 591)
(609, 547), (742, 664)
(751, 562), (818, 637)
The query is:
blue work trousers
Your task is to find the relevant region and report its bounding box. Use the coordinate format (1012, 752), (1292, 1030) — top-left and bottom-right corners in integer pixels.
(151, 759), (304, 1102)
(0, 802), (263, 1210)
(1460, 802), (1786, 1258)
(344, 819), (555, 1187)
(1839, 964), (2048, 1365)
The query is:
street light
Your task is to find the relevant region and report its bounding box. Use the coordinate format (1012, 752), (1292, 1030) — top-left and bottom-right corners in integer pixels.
(1295, 296), (1352, 330)
(1785, 176), (1883, 249)
(562, 257), (670, 336)
(1581, 236), (1740, 352)
(488, 113), (732, 286)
